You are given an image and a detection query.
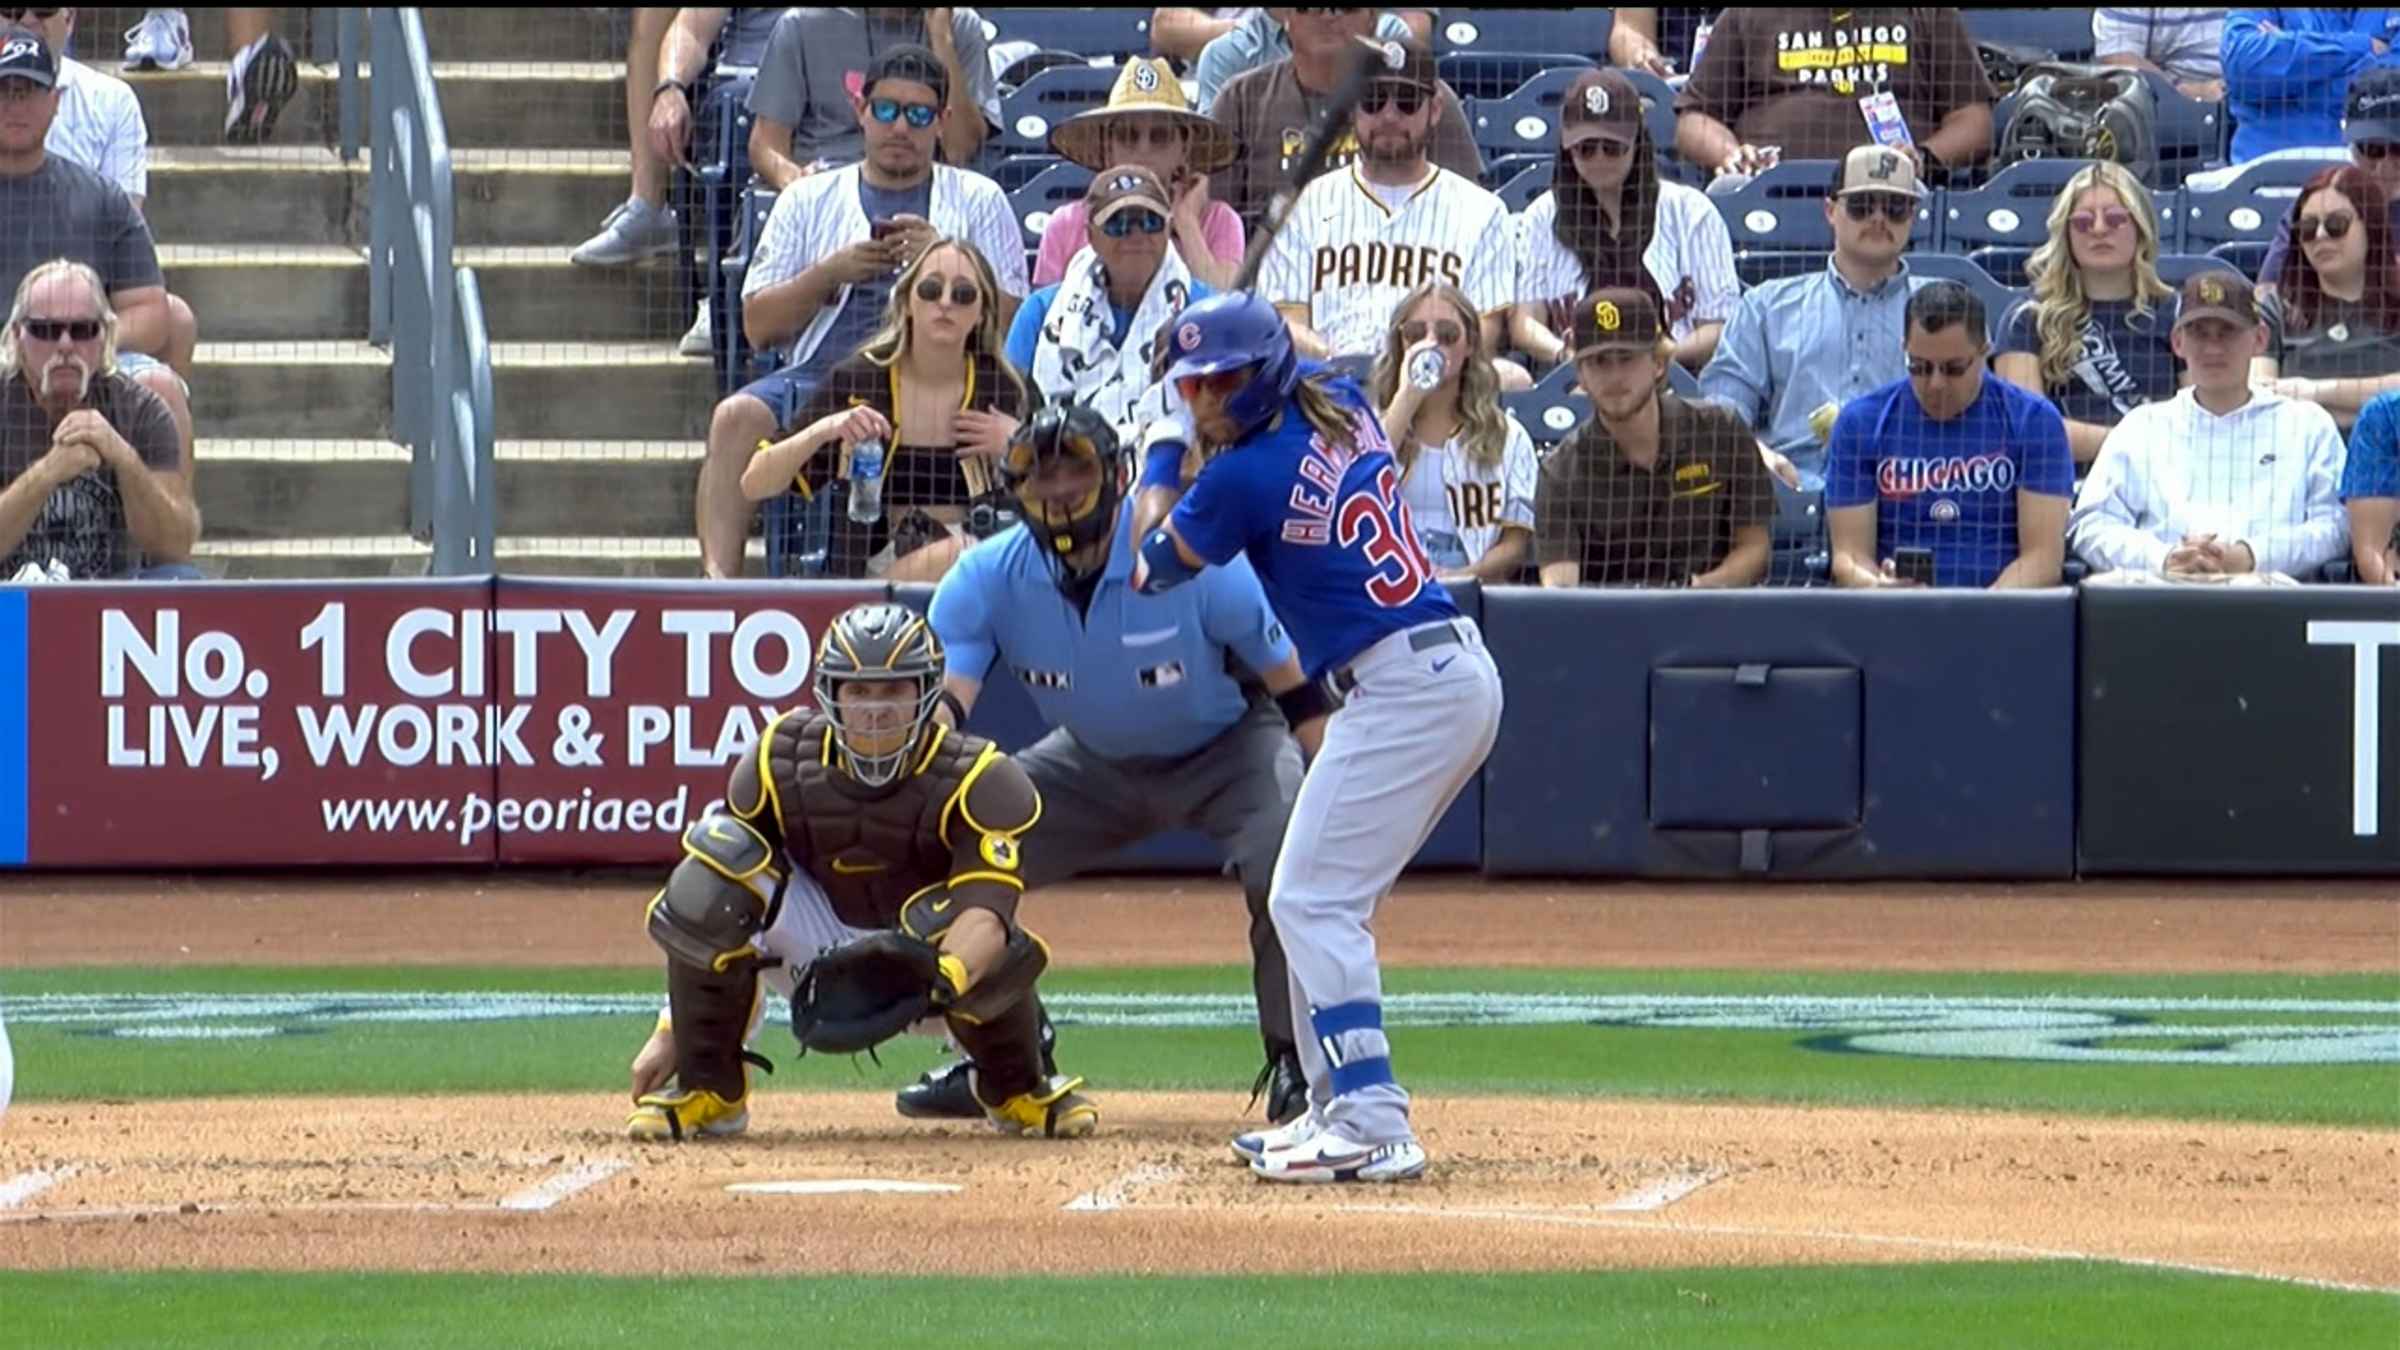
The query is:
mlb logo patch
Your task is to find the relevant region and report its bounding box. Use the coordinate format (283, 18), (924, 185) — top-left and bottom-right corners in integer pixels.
(1138, 661), (1187, 689)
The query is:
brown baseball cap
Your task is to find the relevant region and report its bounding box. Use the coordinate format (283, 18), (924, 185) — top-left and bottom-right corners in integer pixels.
(1832, 143), (1925, 200)
(1085, 163), (1172, 224)
(2173, 269), (2261, 329)
(1352, 34), (1436, 90)
(1571, 288), (1664, 358)
(1560, 69), (1641, 149)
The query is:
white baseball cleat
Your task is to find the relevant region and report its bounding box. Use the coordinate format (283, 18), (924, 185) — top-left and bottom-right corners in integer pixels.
(1251, 1130), (1426, 1184)
(1230, 1106), (1323, 1164)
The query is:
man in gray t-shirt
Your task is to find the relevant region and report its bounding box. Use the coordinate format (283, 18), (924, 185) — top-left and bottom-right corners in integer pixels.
(746, 7), (998, 190)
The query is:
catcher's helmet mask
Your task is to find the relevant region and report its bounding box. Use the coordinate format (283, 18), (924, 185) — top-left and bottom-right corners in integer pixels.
(998, 402), (1130, 586)
(813, 603), (946, 790)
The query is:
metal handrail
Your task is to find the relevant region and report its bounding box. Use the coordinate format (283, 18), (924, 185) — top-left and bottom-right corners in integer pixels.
(354, 8), (495, 576)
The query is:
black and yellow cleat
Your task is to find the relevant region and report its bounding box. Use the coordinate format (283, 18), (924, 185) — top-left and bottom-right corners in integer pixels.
(976, 1072), (1100, 1139)
(627, 1088), (749, 1141)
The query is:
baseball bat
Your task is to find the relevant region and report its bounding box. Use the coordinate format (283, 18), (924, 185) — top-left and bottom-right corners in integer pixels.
(1230, 38), (1388, 295)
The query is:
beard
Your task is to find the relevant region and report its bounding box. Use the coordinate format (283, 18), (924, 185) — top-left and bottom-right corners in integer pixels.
(1362, 125), (1428, 168)
(1595, 379), (1658, 426)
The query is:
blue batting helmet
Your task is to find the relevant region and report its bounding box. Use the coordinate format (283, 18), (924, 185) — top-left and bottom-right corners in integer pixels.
(1161, 292), (1299, 441)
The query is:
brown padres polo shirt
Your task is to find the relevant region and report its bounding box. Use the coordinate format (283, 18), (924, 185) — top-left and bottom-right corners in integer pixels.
(1535, 391), (1774, 585)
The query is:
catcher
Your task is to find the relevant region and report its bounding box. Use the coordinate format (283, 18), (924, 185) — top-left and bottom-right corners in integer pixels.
(623, 601), (1097, 1141)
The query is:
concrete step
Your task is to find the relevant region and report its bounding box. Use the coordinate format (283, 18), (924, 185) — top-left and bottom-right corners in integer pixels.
(194, 440), (700, 540)
(190, 340), (710, 442)
(454, 150), (642, 249)
(194, 535), (762, 580)
(121, 61), (624, 150)
(145, 148), (642, 250)
(420, 6), (625, 66)
(160, 246), (696, 344)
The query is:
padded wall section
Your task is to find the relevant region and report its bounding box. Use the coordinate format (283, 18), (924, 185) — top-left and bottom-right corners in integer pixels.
(1649, 666), (1863, 829)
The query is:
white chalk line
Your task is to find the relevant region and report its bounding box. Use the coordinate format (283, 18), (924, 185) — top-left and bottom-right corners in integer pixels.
(498, 1160), (631, 1212)
(1601, 1170), (1723, 1213)
(0, 1166), (81, 1209)
(1063, 1162), (1182, 1212)
(0, 1199), (504, 1224)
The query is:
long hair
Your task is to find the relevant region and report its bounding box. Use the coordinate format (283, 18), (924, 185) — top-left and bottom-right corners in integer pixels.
(0, 258), (120, 381)
(2272, 165), (2400, 334)
(1367, 281), (1508, 474)
(1292, 372), (1361, 457)
(2023, 161), (2173, 390)
(1547, 107), (1662, 307)
(858, 235), (1031, 410)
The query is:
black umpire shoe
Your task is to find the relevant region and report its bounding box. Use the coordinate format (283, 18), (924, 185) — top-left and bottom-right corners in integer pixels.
(895, 1005), (1058, 1120)
(1251, 1048), (1308, 1125)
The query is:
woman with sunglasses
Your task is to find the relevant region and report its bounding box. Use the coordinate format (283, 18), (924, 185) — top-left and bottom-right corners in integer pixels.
(744, 238), (1029, 583)
(2264, 165), (2400, 429)
(1040, 56), (1243, 292)
(1994, 161), (2180, 467)
(1514, 69), (1738, 373)
(1370, 282), (1538, 584)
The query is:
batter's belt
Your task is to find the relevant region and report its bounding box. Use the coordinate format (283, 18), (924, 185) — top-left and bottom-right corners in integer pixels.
(1326, 619), (1467, 697)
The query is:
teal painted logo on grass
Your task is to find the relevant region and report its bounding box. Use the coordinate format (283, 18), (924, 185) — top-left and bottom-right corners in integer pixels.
(7, 992), (2398, 1065)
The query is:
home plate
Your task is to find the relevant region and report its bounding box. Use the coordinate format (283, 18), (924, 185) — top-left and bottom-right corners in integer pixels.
(726, 1180), (964, 1196)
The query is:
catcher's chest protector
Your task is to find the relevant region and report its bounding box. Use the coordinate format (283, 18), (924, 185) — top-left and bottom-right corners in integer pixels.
(768, 716), (991, 930)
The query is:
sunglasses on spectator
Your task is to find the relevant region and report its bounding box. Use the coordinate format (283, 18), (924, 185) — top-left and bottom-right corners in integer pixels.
(868, 98), (939, 130)
(1906, 356), (1977, 378)
(1571, 137), (1635, 161)
(1841, 194), (1916, 223)
(0, 8), (63, 18)
(1401, 319), (1464, 345)
(20, 318), (100, 341)
(2297, 210), (2356, 242)
(1101, 210), (1167, 238)
(914, 276), (980, 307)
(1360, 81), (1428, 116)
(2357, 141), (2400, 161)
(2069, 207), (2134, 235)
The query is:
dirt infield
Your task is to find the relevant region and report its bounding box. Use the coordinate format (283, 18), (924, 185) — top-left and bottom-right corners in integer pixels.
(1, 876), (2395, 1288)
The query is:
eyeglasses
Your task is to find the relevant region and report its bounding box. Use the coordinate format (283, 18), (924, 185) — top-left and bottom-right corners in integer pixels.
(0, 9), (63, 19)
(2297, 210), (2356, 242)
(1906, 356), (1978, 378)
(914, 276), (980, 307)
(1841, 194), (1916, 223)
(2357, 141), (2400, 161)
(1400, 319), (1464, 345)
(1571, 137), (1635, 161)
(1360, 81), (1428, 116)
(20, 318), (100, 341)
(2069, 207), (2135, 235)
(1101, 209), (1167, 238)
(867, 98), (939, 130)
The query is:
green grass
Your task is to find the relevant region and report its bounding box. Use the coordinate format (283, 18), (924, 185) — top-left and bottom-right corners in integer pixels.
(6, 964), (2394, 1126)
(1, 1264), (2391, 1349)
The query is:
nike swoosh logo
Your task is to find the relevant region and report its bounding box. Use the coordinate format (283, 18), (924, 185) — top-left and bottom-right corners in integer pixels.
(830, 858), (885, 875)
(1431, 655), (1457, 674)
(932, 898), (952, 913)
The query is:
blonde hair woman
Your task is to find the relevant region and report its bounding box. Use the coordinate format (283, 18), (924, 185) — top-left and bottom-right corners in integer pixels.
(1993, 161), (2180, 466)
(744, 237), (1029, 582)
(1371, 281), (1538, 583)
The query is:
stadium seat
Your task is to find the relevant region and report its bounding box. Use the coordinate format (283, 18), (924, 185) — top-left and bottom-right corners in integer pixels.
(1667, 362), (1702, 400)
(1434, 9), (1614, 63)
(716, 186), (781, 392)
(1438, 51), (1594, 104)
(1504, 362), (1592, 447)
(1713, 161), (1842, 255)
(1961, 10), (2098, 63)
(2179, 157), (2332, 251)
(1732, 251), (1824, 288)
(1480, 151), (1551, 190)
(1465, 66), (1592, 163)
(983, 9), (1151, 63)
(1616, 67), (1697, 186)
(1941, 158), (2102, 254)
(1903, 253), (2023, 344)
(2206, 240), (2271, 283)
(1009, 161), (1096, 246)
(1966, 246), (2033, 289)
(2143, 72), (2226, 188)
(1496, 163), (1551, 213)
(2155, 251), (2235, 286)
(992, 64), (1120, 158)
(995, 48), (1092, 95)
(992, 152), (1069, 195)
(1765, 482), (1829, 587)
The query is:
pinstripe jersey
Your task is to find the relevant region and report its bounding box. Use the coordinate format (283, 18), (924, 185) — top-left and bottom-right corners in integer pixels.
(1260, 163), (1515, 359)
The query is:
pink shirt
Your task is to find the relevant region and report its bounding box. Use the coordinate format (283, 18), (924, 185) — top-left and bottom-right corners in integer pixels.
(1033, 198), (1246, 287)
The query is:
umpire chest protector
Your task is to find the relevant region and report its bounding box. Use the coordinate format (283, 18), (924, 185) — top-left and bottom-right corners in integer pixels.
(742, 712), (1004, 931)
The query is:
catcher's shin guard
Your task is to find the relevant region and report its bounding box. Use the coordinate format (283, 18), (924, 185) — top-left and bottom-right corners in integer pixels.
(627, 955), (766, 1141)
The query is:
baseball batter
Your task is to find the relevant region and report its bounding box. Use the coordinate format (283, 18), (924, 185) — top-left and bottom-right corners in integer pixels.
(624, 602), (1098, 1141)
(1129, 292), (1505, 1183)
(1259, 38), (1514, 363)
(902, 403), (1314, 1126)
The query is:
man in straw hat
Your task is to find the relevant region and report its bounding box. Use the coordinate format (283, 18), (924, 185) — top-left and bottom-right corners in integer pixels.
(1038, 56), (1244, 291)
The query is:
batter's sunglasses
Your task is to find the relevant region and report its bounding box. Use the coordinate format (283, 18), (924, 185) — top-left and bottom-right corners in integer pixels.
(20, 318), (100, 341)
(867, 98), (939, 130)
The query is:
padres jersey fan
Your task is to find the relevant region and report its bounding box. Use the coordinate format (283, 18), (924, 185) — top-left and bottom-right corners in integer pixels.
(630, 602), (1096, 1141)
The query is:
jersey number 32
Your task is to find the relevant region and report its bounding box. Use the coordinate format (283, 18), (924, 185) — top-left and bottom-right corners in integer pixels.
(1337, 464), (1435, 607)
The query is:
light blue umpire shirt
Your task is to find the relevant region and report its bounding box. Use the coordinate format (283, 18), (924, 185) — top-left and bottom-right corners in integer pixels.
(1699, 257), (1925, 481)
(929, 501), (1296, 761)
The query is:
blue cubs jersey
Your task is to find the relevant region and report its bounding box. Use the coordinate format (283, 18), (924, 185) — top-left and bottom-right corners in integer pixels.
(1166, 372), (1458, 678)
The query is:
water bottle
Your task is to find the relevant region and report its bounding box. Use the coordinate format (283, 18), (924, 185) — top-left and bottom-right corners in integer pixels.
(847, 437), (886, 524)
(1407, 346), (1448, 391)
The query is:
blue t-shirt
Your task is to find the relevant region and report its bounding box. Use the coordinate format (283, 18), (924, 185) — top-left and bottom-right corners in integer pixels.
(2345, 389), (2400, 502)
(1004, 277), (1218, 376)
(929, 502), (1294, 760)
(1154, 371), (1458, 677)
(1825, 375), (2077, 588)
(794, 177), (933, 369)
(1996, 295), (2179, 427)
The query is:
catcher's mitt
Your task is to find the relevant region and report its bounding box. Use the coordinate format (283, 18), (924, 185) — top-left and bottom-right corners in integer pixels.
(788, 931), (946, 1057)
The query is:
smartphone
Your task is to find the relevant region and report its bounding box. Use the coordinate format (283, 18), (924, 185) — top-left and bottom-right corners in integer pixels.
(1893, 546), (1936, 587)
(869, 218), (902, 241)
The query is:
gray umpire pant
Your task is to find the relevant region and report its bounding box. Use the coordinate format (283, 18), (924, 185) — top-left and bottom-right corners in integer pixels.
(1012, 697), (1304, 1058)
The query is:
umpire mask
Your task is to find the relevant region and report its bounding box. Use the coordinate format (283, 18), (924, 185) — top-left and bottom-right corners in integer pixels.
(998, 403), (1128, 584)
